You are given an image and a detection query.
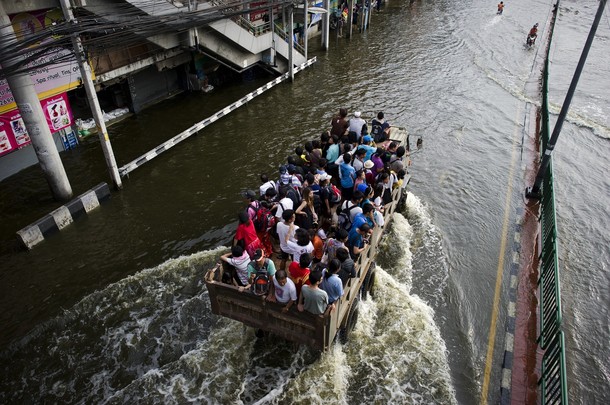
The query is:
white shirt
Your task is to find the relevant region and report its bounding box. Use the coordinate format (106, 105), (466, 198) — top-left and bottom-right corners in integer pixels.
(277, 221), (298, 252)
(259, 180), (276, 196)
(273, 277), (297, 304)
(352, 157), (364, 172)
(286, 240), (314, 264)
(275, 197), (294, 219)
(349, 117), (366, 136)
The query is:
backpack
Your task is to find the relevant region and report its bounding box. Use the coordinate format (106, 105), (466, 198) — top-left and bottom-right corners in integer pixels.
(371, 119), (385, 143)
(279, 182), (301, 206)
(251, 259), (271, 295)
(329, 184), (342, 204)
(253, 205), (275, 232)
(337, 201), (358, 230)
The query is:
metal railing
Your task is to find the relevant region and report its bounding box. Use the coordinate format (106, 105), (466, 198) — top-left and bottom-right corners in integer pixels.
(540, 331), (568, 405)
(235, 16), (272, 36)
(536, 1), (568, 403)
(273, 22), (306, 55)
(537, 162), (562, 350)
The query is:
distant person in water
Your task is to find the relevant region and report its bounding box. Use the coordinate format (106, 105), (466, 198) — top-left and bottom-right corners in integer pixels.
(497, 2), (504, 14)
(527, 23), (539, 46)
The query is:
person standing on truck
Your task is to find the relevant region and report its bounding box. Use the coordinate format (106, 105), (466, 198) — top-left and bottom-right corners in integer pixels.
(336, 248), (356, 287)
(288, 252), (311, 296)
(277, 209), (298, 270)
(323, 228), (349, 264)
(245, 249), (276, 296)
(234, 211), (263, 259)
(298, 271), (329, 315)
(267, 270), (297, 313)
(219, 245), (250, 286)
(320, 259), (344, 305)
(330, 108), (349, 138)
(347, 222), (372, 260)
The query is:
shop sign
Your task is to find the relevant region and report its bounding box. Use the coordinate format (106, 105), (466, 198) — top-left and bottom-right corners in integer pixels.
(0, 92), (73, 157)
(0, 9), (82, 114)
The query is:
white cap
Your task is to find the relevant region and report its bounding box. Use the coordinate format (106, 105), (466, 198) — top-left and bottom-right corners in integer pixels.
(354, 111), (362, 118)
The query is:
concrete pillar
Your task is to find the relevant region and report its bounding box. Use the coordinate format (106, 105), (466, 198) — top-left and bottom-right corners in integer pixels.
(59, 0), (122, 189)
(270, 6), (277, 65)
(348, 0), (354, 38)
(360, 0), (365, 31)
(304, 0), (308, 60)
(322, 0), (330, 50)
(289, 7), (294, 81)
(0, 4), (72, 201)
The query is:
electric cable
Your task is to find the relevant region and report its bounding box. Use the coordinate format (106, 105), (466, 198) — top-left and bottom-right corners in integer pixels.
(0, 0), (301, 79)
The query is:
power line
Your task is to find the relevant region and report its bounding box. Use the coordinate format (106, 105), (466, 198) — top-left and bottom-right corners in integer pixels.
(0, 0), (297, 80)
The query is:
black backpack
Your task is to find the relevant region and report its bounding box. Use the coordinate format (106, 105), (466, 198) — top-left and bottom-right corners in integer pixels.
(371, 119), (385, 143)
(338, 201), (358, 231)
(279, 182), (301, 206)
(251, 259), (271, 295)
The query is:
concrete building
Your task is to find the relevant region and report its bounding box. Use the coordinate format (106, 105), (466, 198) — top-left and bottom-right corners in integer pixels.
(0, 0), (327, 182)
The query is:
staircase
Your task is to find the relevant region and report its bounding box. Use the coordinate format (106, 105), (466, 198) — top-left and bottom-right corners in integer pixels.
(119, 0), (306, 73)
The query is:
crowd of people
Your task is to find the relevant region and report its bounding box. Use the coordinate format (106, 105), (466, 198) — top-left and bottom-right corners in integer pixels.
(218, 108), (410, 316)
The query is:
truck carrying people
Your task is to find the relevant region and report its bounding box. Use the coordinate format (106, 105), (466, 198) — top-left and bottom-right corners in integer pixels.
(205, 112), (413, 351)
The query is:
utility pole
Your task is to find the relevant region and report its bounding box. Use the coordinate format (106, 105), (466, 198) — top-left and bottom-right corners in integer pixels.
(59, 0), (123, 189)
(526, 0), (606, 198)
(0, 3), (73, 201)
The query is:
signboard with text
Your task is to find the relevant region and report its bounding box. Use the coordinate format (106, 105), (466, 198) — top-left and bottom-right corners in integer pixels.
(0, 9), (82, 114)
(0, 92), (73, 157)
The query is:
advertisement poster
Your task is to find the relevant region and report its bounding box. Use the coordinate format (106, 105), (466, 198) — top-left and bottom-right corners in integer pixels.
(0, 92), (73, 157)
(41, 93), (72, 132)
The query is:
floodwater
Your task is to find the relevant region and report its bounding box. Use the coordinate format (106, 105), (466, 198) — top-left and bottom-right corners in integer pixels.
(1, 0), (608, 403)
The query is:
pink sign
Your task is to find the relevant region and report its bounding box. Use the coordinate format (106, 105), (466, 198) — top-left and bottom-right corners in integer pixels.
(0, 92), (73, 157)
(41, 93), (72, 132)
(0, 109), (31, 157)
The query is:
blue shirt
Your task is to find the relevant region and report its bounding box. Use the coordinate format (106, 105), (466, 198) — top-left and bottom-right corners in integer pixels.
(347, 227), (364, 252)
(320, 271), (344, 304)
(339, 163), (356, 188)
(352, 212), (374, 230)
(357, 145), (377, 161)
(326, 144), (340, 163)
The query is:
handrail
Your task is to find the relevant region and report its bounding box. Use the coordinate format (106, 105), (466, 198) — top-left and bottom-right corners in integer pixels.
(235, 16), (272, 36)
(273, 22), (306, 54)
(539, 331), (569, 404)
(536, 1), (568, 403)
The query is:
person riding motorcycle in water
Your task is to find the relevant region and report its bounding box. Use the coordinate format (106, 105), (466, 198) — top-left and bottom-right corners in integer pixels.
(527, 23), (539, 45)
(497, 1), (504, 14)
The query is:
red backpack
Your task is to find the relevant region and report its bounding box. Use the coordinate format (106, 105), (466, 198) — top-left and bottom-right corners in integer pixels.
(253, 205), (276, 232)
(329, 184), (342, 204)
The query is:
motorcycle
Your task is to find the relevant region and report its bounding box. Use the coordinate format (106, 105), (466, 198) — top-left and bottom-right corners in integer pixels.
(526, 34), (536, 47)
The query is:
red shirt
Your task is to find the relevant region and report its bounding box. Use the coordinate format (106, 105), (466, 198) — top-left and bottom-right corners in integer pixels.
(288, 262), (311, 295)
(235, 220), (258, 246)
